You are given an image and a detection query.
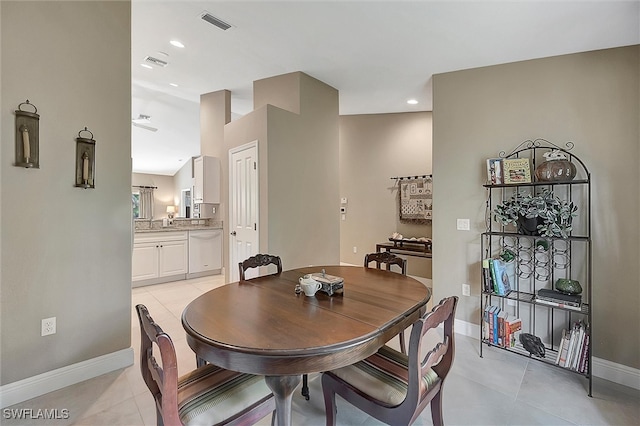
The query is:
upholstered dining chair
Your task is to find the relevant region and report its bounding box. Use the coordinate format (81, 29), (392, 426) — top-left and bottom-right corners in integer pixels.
(238, 254), (311, 400)
(239, 253), (283, 281)
(364, 251), (409, 353)
(321, 296), (458, 426)
(135, 304), (275, 426)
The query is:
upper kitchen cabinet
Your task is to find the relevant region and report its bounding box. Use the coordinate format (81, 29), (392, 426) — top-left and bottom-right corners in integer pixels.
(194, 155), (220, 204)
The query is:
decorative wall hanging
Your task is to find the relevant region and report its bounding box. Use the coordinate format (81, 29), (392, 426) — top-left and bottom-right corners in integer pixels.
(14, 100), (40, 168)
(392, 175), (432, 222)
(74, 127), (96, 189)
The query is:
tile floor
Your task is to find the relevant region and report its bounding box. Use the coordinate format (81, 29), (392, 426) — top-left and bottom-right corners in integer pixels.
(4, 274), (639, 426)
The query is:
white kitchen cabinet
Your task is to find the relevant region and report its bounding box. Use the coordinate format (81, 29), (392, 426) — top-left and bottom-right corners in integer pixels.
(131, 242), (160, 281)
(193, 156), (220, 204)
(188, 229), (222, 277)
(132, 231), (188, 286)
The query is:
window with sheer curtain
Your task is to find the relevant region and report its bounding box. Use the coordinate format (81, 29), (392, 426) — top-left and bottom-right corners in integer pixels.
(133, 187), (154, 219)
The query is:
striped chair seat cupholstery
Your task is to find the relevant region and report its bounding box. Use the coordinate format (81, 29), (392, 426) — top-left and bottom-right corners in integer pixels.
(328, 345), (440, 406)
(177, 366), (273, 425)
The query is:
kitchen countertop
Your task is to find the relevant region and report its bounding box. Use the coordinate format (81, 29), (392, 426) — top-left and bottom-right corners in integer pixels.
(134, 226), (222, 233)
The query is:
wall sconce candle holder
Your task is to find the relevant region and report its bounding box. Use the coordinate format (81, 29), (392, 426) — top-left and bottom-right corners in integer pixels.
(14, 100), (40, 168)
(74, 127), (96, 189)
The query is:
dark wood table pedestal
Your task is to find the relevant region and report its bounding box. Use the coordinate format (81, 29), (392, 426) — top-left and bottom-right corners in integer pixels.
(265, 375), (301, 425)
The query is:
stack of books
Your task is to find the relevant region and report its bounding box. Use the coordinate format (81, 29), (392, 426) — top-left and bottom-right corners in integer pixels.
(555, 321), (590, 372)
(482, 258), (515, 296)
(535, 289), (582, 311)
(482, 304), (522, 348)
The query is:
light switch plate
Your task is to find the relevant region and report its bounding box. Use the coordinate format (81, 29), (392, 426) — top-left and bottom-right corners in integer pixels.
(457, 218), (470, 231)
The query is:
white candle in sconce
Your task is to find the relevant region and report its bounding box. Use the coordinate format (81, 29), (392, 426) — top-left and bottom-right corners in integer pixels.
(82, 152), (89, 183)
(21, 126), (30, 162)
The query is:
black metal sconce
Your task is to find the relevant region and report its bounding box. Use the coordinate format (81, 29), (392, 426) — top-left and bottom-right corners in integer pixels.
(14, 100), (40, 168)
(74, 127), (96, 189)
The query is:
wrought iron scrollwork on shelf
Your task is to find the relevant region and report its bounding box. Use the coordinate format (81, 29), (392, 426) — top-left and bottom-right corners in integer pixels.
(499, 138), (575, 159)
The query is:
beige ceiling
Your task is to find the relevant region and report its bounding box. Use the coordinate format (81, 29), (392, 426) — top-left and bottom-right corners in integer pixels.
(132, 1), (640, 175)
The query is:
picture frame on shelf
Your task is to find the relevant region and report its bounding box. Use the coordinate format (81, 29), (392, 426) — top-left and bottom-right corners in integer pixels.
(502, 158), (532, 184)
(486, 158), (503, 185)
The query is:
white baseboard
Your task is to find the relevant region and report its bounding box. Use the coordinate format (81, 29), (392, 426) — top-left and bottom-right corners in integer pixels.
(592, 357), (640, 391)
(454, 319), (640, 391)
(187, 269), (222, 279)
(0, 348), (134, 409)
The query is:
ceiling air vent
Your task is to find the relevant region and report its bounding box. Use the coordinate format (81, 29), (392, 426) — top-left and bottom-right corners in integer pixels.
(144, 56), (168, 67)
(200, 11), (232, 30)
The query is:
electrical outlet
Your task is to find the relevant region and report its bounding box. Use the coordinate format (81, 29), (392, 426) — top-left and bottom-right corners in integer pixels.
(462, 284), (471, 296)
(353, 246), (357, 253)
(41, 317), (56, 336)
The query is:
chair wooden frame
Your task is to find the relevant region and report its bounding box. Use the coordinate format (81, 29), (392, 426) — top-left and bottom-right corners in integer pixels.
(364, 251), (407, 274)
(135, 304), (275, 426)
(321, 296), (458, 426)
(239, 254), (283, 281)
(364, 251), (409, 353)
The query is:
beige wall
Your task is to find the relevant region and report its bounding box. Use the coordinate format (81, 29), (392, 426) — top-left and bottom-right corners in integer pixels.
(254, 72), (301, 114)
(223, 72), (340, 278)
(339, 112), (432, 278)
(267, 73), (340, 268)
(432, 46), (640, 368)
(201, 90), (230, 159)
(1, 1), (132, 384)
(132, 173), (176, 218)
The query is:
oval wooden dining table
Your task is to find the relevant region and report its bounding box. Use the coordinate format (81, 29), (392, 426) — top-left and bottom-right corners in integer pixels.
(182, 265), (431, 426)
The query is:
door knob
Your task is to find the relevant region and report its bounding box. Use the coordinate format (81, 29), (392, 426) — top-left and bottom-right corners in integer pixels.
(230, 231), (237, 236)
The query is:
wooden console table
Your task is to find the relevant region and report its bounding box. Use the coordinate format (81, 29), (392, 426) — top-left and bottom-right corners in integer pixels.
(376, 240), (432, 258)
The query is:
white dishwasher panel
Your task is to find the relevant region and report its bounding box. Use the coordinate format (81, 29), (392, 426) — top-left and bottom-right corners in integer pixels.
(188, 229), (222, 275)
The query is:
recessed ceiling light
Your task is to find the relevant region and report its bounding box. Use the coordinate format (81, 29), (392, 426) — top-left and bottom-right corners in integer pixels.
(140, 63), (153, 69)
(169, 83), (178, 87)
(170, 40), (185, 48)
(407, 99), (419, 105)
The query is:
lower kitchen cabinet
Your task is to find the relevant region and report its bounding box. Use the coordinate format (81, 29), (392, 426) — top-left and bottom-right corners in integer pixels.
(132, 231), (188, 286)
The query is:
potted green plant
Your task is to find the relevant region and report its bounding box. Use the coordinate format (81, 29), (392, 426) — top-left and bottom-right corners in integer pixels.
(493, 189), (577, 238)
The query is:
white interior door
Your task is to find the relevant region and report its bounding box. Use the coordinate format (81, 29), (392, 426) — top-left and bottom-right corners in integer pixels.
(229, 141), (259, 282)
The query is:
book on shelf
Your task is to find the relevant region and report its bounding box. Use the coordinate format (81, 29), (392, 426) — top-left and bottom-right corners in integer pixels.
(489, 259), (499, 294)
(572, 325), (586, 370)
(491, 306), (500, 344)
(537, 288), (582, 304)
(578, 333), (590, 373)
(558, 330), (571, 367)
(490, 258), (513, 296)
(566, 323), (580, 369)
(497, 310), (508, 347)
(502, 260), (516, 294)
(534, 297), (582, 311)
(502, 158), (532, 184)
(555, 329), (567, 365)
(482, 258), (493, 293)
(482, 304), (492, 341)
(505, 316), (521, 348)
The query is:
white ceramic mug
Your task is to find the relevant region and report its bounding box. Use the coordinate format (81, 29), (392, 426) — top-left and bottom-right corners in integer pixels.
(299, 276), (322, 296)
